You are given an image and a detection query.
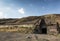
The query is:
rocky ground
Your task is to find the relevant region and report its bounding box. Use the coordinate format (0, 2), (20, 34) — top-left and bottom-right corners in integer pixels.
(0, 32), (60, 41)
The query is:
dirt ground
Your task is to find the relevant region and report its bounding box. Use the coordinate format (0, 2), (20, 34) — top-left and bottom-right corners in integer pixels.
(0, 32), (60, 41)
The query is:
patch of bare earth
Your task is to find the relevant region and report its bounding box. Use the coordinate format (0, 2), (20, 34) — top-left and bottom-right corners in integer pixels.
(0, 32), (60, 41)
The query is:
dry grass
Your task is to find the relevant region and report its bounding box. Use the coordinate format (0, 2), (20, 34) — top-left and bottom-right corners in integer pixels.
(0, 27), (34, 34)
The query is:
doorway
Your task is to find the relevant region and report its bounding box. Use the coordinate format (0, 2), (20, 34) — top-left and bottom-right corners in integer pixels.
(41, 28), (47, 34)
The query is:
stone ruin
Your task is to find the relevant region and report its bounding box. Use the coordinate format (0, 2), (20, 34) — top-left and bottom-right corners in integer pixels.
(33, 18), (60, 35)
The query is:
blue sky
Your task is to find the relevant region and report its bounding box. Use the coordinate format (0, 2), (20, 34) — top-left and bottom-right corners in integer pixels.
(0, 0), (60, 18)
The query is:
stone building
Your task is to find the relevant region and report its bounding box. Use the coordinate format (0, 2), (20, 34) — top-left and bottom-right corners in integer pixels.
(33, 18), (60, 35)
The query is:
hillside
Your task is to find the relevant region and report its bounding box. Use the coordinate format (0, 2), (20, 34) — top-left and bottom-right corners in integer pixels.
(0, 14), (60, 25)
(0, 16), (40, 25)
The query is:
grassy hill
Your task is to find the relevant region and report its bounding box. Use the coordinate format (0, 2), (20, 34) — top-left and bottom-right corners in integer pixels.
(0, 14), (60, 25)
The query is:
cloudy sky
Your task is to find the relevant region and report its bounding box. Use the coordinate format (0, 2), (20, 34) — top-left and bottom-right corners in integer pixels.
(0, 0), (60, 18)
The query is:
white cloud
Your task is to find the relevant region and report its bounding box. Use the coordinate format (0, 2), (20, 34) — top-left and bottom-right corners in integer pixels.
(18, 8), (25, 14)
(0, 12), (6, 18)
